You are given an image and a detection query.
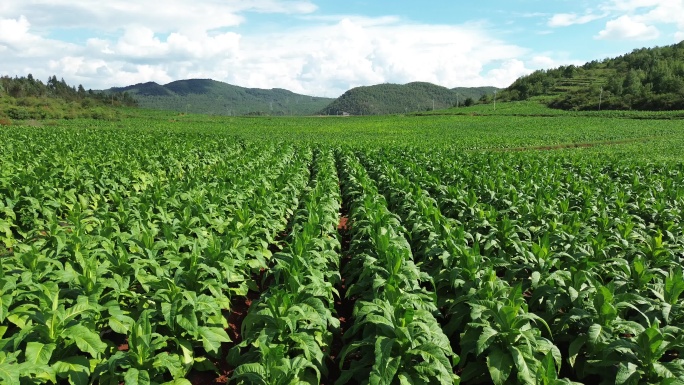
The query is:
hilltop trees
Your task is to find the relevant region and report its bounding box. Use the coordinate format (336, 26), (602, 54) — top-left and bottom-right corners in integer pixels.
(500, 42), (684, 111)
(0, 75), (137, 120)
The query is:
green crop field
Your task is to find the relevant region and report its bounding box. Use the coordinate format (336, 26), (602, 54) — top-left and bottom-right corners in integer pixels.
(1, 109), (684, 384)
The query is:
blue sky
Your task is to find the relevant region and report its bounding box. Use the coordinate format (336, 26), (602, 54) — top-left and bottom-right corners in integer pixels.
(1, 0), (682, 96)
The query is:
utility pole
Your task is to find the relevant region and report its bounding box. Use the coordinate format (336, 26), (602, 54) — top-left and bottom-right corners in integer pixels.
(599, 87), (603, 111)
(432, 99), (435, 111)
(456, 93), (459, 108)
(493, 91), (497, 111)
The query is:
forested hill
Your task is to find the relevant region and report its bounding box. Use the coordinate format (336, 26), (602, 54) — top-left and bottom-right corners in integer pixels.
(319, 82), (499, 115)
(0, 75), (136, 122)
(500, 41), (684, 111)
(109, 79), (333, 116)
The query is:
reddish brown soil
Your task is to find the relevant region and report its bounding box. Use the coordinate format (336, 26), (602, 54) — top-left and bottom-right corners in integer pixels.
(187, 367), (229, 384)
(324, 213), (355, 385)
(186, 289), (261, 385)
(101, 329), (128, 352)
(226, 291), (259, 344)
(186, 212), (295, 385)
(337, 216), (349, 231)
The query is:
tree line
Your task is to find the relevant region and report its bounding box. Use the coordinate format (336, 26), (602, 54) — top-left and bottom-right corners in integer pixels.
(0, 75), (137, 122)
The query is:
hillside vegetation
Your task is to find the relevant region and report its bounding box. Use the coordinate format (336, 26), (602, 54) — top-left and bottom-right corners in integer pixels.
(109, 79), (333, 116)
(0, 75), (136, 122)
(319, 82), (499, 115)
(500, 41), (684, 110)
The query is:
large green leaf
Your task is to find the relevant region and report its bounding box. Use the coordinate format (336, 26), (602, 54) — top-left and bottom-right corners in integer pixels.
(477, 326), (499, 355)
(370, 336), (400, 385)
(124, 368), (151, 385)
(615, 362), (639, 385)
(510, 346), (535, 385)
(25, 341), (56, 366)
(232, 363), (267, 384)
(588, 324), (603, 345)
(487, 347), (513, 385)
(537, 352), (558, 382)
(64, 301), (93, 323)
(410, 342), (454, 383)
(108, 312), (135, 335)
(153, 352), (186, 379)
(0, 294), (12, 322)
(653, 362), (684, 380)
(0, 356), (20, 385)
(198, 326), (230, 354)
(664, 268), (684, 305)
(66, 324), (107, 357)
(52, 356), (90, 385)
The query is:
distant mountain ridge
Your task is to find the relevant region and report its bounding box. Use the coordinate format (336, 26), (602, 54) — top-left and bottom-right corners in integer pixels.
(108, 79), (334, 116)
(319, 82), (500, 115)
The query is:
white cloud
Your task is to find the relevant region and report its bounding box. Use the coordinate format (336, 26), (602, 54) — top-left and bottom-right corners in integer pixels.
(676, 31), (684, 41)
(596, 15), (660, 40)
(600, 0), (674, 12)
(599, 0), (684, 30)
(548, 12), (605, 27)
(0, 15), (73, 56)
(0, 1), (317, 32)
(0, 14), (79, 83)
(223, 18), (529, 94)
(1, 1), (568, 94)
(530, 56), (557, 68)
(485, 60), (531, 86)
(91, 26), (242, 62)
(527, 55), (585, 71)
(635, 1), (684, 29)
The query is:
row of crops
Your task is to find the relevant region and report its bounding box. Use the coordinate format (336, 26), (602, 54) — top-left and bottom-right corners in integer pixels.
(1, 126), (683, 384)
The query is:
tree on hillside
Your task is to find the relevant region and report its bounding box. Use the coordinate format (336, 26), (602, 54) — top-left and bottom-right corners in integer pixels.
(499, 42), (684, 110)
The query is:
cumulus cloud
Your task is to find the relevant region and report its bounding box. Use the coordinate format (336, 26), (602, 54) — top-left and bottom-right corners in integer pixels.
(635, 1), (684, 31)
(548, 12), (605, 27)
(596, 0), (684, 40)
(596, 15), (660, 40)
(0, 15), (74, 56)
(0, 14), (80, 81)
(676, 31), (684, 41)
(1, 1), (551, 94)
(485, 60), (531, 86)
(220, 18), (530, 94)
(92, 26), (242, 62)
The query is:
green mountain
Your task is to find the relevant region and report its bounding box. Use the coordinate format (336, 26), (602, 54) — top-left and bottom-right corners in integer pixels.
(109, 79), (333, 116)
(500, 41), (684, 110)
(319, 82), (500, 115)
